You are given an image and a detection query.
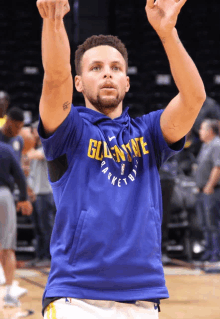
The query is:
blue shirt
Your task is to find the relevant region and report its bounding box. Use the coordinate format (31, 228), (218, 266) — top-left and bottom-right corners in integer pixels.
(0, 142), (27, 200)
(39, 105), (185, 303)
(0, 130), (24, 162)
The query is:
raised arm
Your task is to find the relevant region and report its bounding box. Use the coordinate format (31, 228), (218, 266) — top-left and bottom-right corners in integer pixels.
(145, 0), (206, 145)
(37, 0), (73, 136)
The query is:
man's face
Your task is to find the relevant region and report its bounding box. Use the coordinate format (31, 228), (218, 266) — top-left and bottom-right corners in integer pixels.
(199, 122), (211, 142)
(6, 118), (24, 137)
(75, 45), (130, 113)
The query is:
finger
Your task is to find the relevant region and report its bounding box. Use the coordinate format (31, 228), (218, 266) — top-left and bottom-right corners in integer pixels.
(146, 0), (155, 9)
(48, 0), (56, 20)
(37, 2), (47, 19)
(55, 1), (64, 31)
(41, 0), (49, 17)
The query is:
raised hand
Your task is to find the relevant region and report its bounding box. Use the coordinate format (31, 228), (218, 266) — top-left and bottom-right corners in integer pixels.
(37, 0), (70, 31)
(145, 0), (187, 39)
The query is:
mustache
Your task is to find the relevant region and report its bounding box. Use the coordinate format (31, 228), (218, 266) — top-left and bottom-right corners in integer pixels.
(99, 82), (118, 89)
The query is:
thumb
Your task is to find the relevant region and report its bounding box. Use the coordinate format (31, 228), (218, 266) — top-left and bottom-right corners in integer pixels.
(63, 2), (70, 15)
(146, 0), (155, 9)
(176, 0), (187, 10)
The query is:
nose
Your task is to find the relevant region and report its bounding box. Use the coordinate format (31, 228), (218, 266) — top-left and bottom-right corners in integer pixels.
(103, 66), (112, 79)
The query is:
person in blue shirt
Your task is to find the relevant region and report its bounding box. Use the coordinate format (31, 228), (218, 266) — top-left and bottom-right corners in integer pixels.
(0, 107), (24, 162)
(36, 0), (206, 318)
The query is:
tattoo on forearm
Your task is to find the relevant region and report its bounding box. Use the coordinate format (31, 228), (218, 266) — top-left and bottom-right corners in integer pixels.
(63, 101), (70, 110)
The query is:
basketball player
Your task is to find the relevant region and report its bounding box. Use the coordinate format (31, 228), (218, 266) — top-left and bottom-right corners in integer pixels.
(36, 0), (206, 318)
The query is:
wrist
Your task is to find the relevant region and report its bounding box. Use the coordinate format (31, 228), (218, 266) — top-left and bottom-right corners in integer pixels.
(44, 18), (64, 27)
(158, 28), (178, 44)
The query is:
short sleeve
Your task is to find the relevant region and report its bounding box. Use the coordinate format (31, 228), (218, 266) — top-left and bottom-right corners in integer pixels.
(143, 109), (186, 168)
(211, 142), (220, 167)
(38, 105), (84, 161)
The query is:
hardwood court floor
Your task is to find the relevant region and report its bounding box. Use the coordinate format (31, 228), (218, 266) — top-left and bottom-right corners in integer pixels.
(0, 266), (220, 319)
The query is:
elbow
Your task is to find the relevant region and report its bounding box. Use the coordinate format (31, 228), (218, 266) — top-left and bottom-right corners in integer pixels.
(187, 90), (206, 110)
(197, 90), (206, 105)
(195, 85), (207, 106)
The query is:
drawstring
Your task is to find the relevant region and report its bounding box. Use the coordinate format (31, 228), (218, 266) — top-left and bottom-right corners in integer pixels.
(96, 119), (136, 167)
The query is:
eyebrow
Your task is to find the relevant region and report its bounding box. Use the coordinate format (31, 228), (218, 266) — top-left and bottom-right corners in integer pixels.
(89, 60), (124, 67)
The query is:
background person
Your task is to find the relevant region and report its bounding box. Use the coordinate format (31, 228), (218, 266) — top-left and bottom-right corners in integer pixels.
(192, 96), (220, 138)
(0, 107), (24, 161)
(26, 121), (55, 268)
(0, 142), (32, 307)
(0, 91), (10, 128)
(0, 107), (35, 299)
(194, 119), (220, 262)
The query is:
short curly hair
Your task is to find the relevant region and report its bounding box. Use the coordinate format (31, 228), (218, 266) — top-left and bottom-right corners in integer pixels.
(75, 35), (128, 75)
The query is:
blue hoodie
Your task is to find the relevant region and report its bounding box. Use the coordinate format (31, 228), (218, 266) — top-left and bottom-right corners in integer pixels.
(38, 105), (185, 303)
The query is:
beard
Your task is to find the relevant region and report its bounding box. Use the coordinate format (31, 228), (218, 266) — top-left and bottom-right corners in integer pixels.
(83, 87), (126, 114)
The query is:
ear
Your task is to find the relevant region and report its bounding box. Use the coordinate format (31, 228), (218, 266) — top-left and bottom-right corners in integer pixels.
(125, 76), (130, 93)
(75, 75), (83, 92)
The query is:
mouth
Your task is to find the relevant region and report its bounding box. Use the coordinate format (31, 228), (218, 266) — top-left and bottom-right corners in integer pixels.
(101, 83), (116, 90)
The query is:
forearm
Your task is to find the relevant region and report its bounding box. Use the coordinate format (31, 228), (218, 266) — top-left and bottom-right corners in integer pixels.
(205, 167), (220, 189)
(42, 19), (71, 82)
(13, 167), (28, 201)
(160, 28), (206, 105)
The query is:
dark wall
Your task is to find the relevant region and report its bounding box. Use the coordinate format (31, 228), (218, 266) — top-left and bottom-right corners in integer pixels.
(73, 0), (111, 44)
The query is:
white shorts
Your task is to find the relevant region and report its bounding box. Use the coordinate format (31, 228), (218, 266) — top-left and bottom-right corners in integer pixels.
(0, 187), (16, 250)
(44, 298), (159, 319)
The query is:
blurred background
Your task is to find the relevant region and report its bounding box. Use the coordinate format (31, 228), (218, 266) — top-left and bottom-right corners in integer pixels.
(1, 0), (220, 264)
(1, 0), (220, 120)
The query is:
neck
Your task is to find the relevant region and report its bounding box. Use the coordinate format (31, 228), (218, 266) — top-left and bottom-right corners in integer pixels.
(86, 102), (123, 120)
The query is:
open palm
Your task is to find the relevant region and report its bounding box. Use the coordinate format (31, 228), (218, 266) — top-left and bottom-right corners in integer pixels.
(145, 0), (187, 38)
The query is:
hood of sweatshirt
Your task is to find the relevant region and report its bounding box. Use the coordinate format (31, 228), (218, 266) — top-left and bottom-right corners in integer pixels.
(76, 105), (129, 125)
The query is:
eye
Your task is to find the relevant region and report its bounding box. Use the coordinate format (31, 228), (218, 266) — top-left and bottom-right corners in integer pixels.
(92, 66), (101, 71)
(112, 66), (120, 71)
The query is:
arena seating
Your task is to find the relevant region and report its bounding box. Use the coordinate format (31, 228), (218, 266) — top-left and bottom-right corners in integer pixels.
(1, 0), (220, 117)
